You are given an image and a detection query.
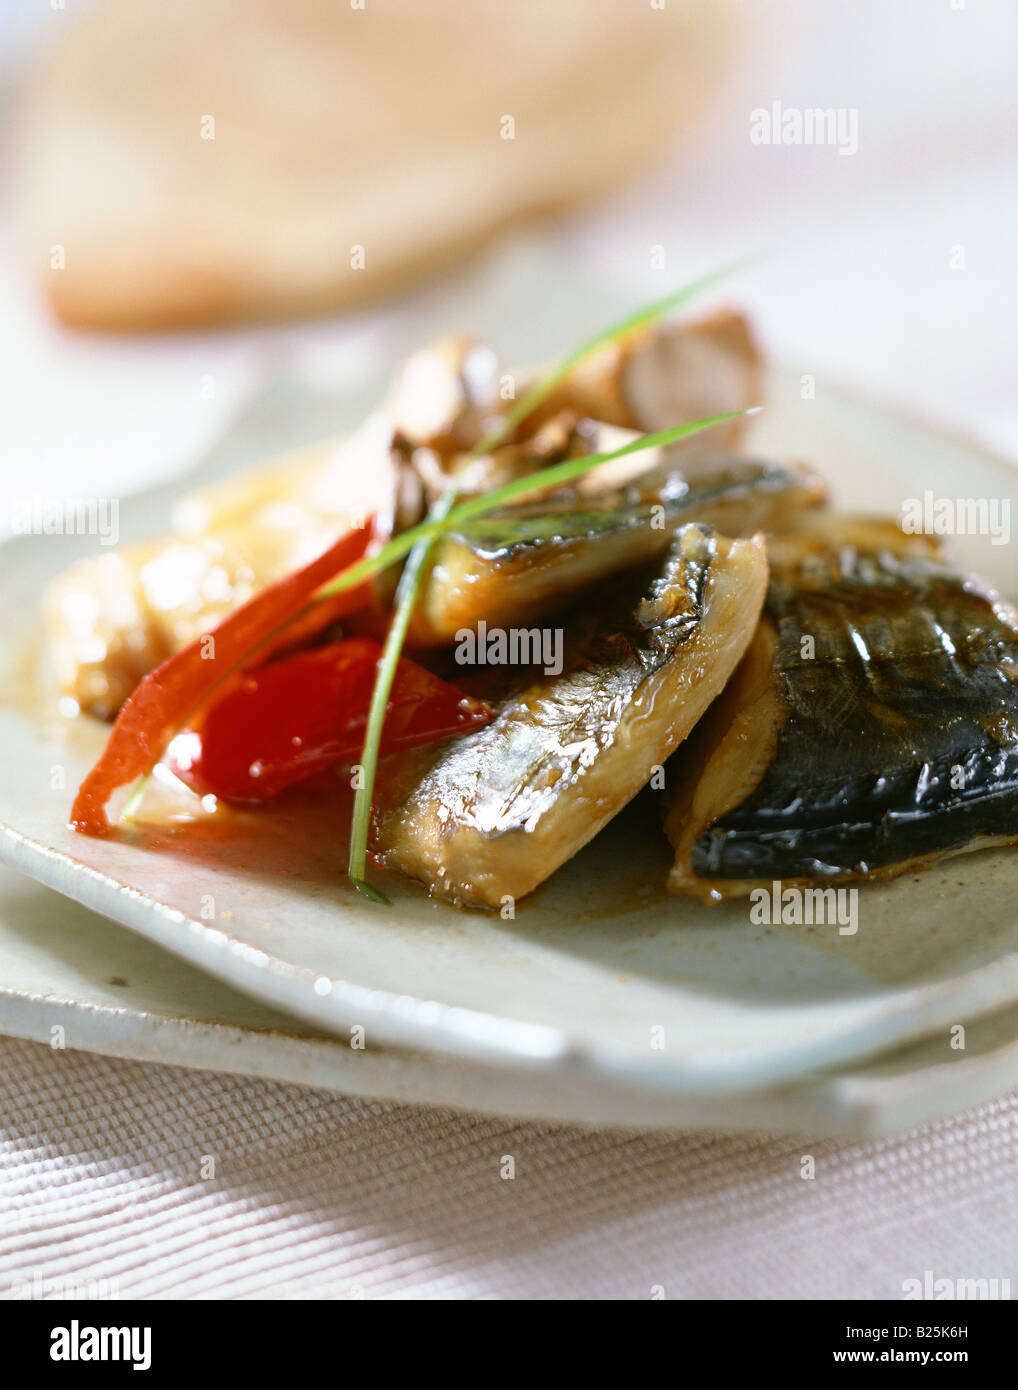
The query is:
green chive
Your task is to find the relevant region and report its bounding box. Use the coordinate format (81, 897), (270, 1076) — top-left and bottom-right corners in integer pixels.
(345, 485), (459, 906)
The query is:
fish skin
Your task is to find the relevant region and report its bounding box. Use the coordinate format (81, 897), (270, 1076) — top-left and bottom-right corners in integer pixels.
(412, 455), (822, 644)
(665, 517), (1018, 899)
(453, 457), (822, 562)
(375, 525), (768, 908)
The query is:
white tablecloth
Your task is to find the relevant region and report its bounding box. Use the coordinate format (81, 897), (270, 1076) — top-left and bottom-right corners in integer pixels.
(2, 0), (1016, 1300)
(4, 1036), (1018, 1300)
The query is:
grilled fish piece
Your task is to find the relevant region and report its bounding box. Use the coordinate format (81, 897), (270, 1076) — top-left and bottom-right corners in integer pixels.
(44, 424), (405, 718)
(374, 525), (768, 907)
(411, 454), (823, 643)
(665, 517), (1018, 901)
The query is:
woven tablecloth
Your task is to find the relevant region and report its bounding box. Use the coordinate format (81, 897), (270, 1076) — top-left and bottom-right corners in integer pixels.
(3, 1035), (1017, 1300)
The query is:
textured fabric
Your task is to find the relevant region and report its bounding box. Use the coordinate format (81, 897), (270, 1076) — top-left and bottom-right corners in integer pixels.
(2, 1035), (1017, 1300)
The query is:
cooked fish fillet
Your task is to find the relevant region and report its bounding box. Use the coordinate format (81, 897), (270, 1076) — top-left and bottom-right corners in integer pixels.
(374, 525), (768, 908)
(412, 453), (823, 643)
(44, 427), (402, 718)
(665, 516), (1018, 901)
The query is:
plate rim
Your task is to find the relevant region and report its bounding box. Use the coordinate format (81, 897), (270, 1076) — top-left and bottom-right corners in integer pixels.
(5, 960), (1018, 1139)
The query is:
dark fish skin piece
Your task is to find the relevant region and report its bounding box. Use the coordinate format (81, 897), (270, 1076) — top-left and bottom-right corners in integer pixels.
(455, 457), (819, 561)
(666, 518), (1018, 898)
(411, 455), (822, 644)
(375, 525), (768, 908)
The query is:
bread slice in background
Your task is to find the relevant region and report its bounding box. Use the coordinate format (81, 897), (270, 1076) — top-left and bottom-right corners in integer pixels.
(17, 0), (738, 330)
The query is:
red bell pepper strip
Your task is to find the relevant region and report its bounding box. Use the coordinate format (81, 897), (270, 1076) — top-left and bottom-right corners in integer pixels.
(168, 636), (493, 802)
(70, 522), (376, 835)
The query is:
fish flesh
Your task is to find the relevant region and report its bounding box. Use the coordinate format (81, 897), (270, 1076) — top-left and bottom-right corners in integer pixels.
(665, 517), (1018, 901)
(411, 453), (823, 643)
(43, 426), (405, 718)
(374, 525), (768, 907)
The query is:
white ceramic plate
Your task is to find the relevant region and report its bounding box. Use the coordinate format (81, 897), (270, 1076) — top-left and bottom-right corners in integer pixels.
(3, 860), (1018, 1138)
(1, 364), (1016, 1111)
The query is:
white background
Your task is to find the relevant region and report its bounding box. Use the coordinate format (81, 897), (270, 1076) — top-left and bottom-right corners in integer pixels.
(0, 0), (1015, 507)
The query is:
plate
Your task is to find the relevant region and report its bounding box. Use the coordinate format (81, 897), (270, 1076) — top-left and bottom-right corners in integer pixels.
(1, 365), (1016, 1106)
(4, 860), (1018, 1138)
